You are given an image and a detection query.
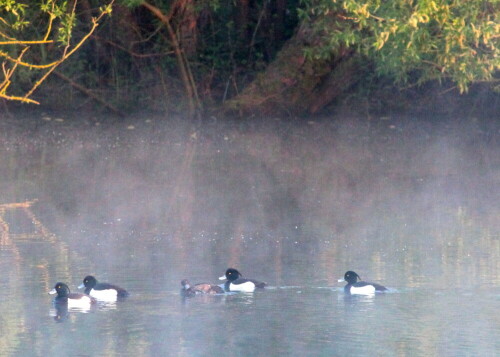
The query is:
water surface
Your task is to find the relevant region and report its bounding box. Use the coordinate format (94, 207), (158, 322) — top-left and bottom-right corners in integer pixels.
(0, 114), (498, 356)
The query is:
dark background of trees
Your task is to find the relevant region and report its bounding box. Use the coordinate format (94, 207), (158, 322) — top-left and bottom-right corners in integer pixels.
(4, 0), (499, 118)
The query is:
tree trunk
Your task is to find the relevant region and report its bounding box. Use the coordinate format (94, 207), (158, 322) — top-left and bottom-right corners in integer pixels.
(273, 0), (286, 44)
(142, 1), (202, 119)
(223, 21), (364, 116)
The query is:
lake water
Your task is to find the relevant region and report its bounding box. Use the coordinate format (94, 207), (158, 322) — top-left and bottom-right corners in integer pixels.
(0, 114), (498, 356)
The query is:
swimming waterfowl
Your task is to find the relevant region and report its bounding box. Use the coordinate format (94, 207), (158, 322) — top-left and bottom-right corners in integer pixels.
(49, 282), (96, 307)
(78, 275), (129, 301)
(338, 271), (387, 295)
(218, 268), (266, 292)
(180, 279), (224, 297)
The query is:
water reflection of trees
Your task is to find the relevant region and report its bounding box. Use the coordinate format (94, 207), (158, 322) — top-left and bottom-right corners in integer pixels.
(4, 118), (499, 289)
(0, 200), (67, 353)
(0, 117), (498, 355)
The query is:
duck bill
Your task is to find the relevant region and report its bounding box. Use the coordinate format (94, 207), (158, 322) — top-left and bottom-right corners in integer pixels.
(48, 288), (57, 295)
(218, 275), (226, 280)
(77, 283), (85, 289)
(337, 278), (345, 283)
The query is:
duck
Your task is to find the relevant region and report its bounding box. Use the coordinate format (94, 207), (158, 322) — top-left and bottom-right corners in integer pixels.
(49, 282), (96, 308)
(338, 271), (387, 295)
(78, 275), (129, 301)
(218, 268), (266, 292)
(180, 279), (224, 297)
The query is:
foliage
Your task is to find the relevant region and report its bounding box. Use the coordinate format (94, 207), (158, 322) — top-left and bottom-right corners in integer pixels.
(300, 0), (500, 92)
(0, 0), (113, 104)
(120, 0), (144, 6)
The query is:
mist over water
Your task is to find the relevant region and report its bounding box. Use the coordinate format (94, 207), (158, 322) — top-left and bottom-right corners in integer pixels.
(0, 113), (498, 356)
